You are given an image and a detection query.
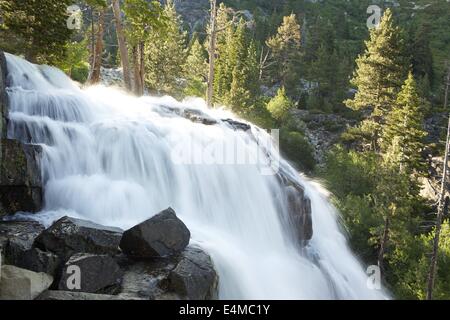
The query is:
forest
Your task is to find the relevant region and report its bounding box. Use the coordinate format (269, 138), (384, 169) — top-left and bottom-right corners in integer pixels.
(1, 0), (450, 300)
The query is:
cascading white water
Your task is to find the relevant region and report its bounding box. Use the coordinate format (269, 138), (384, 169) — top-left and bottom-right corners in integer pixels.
(3, 53), (387, 300)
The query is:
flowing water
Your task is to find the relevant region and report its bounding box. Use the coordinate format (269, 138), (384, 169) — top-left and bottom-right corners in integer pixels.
(3, 53), (387, 299)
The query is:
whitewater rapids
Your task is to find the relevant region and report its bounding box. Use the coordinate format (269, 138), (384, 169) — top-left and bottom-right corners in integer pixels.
(3, 53), (387, 299)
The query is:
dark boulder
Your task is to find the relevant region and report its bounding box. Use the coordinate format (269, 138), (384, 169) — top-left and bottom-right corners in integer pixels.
(168, 247), (218, 300)
(36, 216), (123, 261)
(0, 139), (43, 217)
(118, 255), (179, 300)
(119, 207), (190, 258)
(58, 253), (123, 294)
(0, 220), (61, 275)
(117, 246), (218, 300)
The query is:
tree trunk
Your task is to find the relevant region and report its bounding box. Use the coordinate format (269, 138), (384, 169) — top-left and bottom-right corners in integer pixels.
(131, 42), (145, 96)
(427, 66), (450, 300)
(112, 0), (132, 91)
(139, 42), (145, 95)
(206, 0), (217, 108)
(88, 10), (105, 84)
(377, 215), (390, 277)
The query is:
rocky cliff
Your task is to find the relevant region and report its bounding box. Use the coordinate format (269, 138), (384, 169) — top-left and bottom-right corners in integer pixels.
(0, 51), (43, 218)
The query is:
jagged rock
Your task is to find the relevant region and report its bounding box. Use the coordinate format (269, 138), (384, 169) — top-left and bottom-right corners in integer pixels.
(276, 170), (313, 244)
(222, 119), (251, 131)
(118, 255), (179, 300)
(0, 219), (61, 275)
(119, 207), (190, 258)
(117, 246), (217, 300)
(37, 290), (133, 300)
(36, 216), (123, 261)
(168, 247), (218, 300)
(286, 185), (313, 243)
(0, 265), (53, 300)
(183, 109), (217, 125)
(0, 139), (43, 217)
(58, 253), (123, 294)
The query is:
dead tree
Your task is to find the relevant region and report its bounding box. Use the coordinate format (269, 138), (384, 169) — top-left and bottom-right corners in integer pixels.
(427, 64), (450, 300)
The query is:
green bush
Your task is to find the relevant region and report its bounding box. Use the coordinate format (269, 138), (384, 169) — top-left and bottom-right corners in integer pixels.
(279, 129), (315, 172)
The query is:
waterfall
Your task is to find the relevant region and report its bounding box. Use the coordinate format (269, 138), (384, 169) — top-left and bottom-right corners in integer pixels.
(3, 53), (387, 300)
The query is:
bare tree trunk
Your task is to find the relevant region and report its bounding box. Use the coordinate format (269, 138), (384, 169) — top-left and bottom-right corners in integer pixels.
(206, 0), (217, 108)
(112, 0), (132, 91)
(139, 42), (145, 95)
(427, 66), (450, 300)
(88, 10), (105, 84)
(377, 215), (390, 277)
(131, 42), (145, 96)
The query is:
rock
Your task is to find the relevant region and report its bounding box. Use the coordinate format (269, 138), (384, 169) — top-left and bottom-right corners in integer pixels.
(58, 253), (123, 294)
(183, 109), (217, 126)
(286, 185), (313, 243)
(35, 216), (123, 261)
(37, 290), (132, 300)
(0, 139), (43, 217)
(0, 220), (44, 255)
(168, 247), (218, 300)
(0, 50), (7, 139)
(0, 220), (60, 275)
(117, 246), (217, 300)
(222, 118), (251, 131)
(119, 207), (190, 258)
(118, 255), (179, 300)
(0, 265), (53, 300)
(276, 170), (313, 244)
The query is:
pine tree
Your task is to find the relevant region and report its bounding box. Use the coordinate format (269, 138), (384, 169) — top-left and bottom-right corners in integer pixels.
(345, 9), (408, 120)
(382, 72), (427, 174)
(184, 37), (208, 97)
(412, 23), (434, 86)
(267, 87), (294, 122)
(144, 1), (186, 96)
(0, 0), (73, 64)
(266, 14), (302, 95)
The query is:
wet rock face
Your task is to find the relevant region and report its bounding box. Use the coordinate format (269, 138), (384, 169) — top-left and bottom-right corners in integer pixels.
(119, 207), (191, 258)
(277, 170), (313, 244)
(168, 247), (218, 300)
(118, 246), (218, 300)
(0, 50), (7, 139)
(36, 216), (123, 261)
(286, 185), (313, 243)
(0, 139), (43, 217)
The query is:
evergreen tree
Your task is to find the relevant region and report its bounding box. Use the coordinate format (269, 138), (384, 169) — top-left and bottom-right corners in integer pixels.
(144, 1), (186, 96)
(345, 9), (408, 121)
(382, 72), (428, 174)
(0, 0), (73, 64)
(411, 23), (434, 86)
(184, 37), (208, 97)
(267, 87), (294, 122)
(266, 14), (302, 96)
